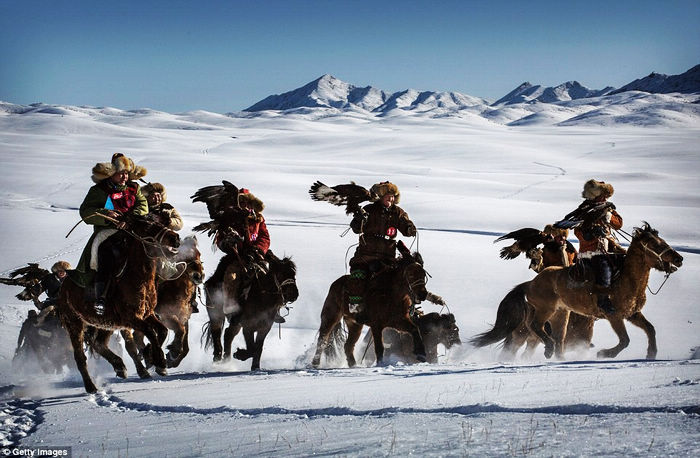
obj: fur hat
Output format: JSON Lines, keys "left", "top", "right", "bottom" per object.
{"left": 238, "top": 190, "right": 264, "bottom": 214}
{"left": 542, "top": 224, "right": 568, "bottom": 239}
{"left": 582, "top": 179, "right": 614, "bottom": 200}
{"left": 91, "top": 153, "right": 147, "bottom": 184}
{"left": 141, "top": 182, "right": 167, "bottom": 202}
{"left": 370, "top": 181, "right": 400, "bottom": 204}
{"left": 51, "top": 260, "right": 71, "bottom": 273}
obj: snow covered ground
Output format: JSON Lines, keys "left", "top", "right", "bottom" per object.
{"left": 0, "top": 104, "right": 698, "bottom": 456}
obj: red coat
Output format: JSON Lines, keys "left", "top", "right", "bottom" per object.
{"left": 246, "top": 217, "right": 270, "bottom": 254}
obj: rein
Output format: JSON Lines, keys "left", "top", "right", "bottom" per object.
{"left": 638, "top": 240, "right": 676, "bottom": 295}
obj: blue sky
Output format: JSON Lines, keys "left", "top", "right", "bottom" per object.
{"left": 1, "top": 0, "right": 698, "bottom": 112}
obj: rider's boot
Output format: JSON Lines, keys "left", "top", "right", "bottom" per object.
{"left": 597, "top": 294, "right": 615, "bottom": 314}
{"left": 93, "top": 281, "right": 107, "bottom": 315}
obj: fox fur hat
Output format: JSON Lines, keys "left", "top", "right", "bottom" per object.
{"left": 238, "top": 189, "right": 264, "bottom": 217}
{"left": 51, "top": 260, "right": 71, "bottom": 273}
{"left": 91, "top": 153, "right": 147, "bottom": 184}
{"left": 370, "top": 181, "right": 400, "bottom": 204}
{"left": 141, "top": 182, "right": 167, "bottom": 203}
{"left": 582, "top": 179, "right": 614, "bottom": 200}
{"left": 542, "top": 224, "right": 569, "bottom": 239}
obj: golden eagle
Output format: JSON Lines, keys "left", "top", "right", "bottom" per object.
{"left": 308, "top": 181, "right": 374, "bottom": 215}
{"left": 0, "top": 263, "right": 49, "bottom": 304}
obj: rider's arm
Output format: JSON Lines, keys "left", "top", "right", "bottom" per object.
{"left": 254, "top": 219, "right": 271, "bottom": 254}
{"left": 132, "top": 186, "right": 149, "bottom": 216}
{"left": 79, "top": 186, "right": 111, "bottom": 226}
{"left": 397, "top": 207, "right": 417, "bottom": 237}
{"left": 610, "top": 210, "right": 623, "bottom": 230}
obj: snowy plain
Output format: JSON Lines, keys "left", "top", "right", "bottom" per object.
{"left": 0, "top": 99, "right": 699, "bottom": 456}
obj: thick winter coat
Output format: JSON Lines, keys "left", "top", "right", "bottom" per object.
{"left": 350, "top": 201, "right": 416, "bottom": 265}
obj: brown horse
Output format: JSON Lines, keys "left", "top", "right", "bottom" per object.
{"left": 472, "top": 223, "right": 683, "bottom": 360}
{"left": 56, "top": 215, "right": 180, "bottom": 393}
{"left": 312, "top": 251, "right": 429, "bottom": 368}
{"left": 127, "top": 235, "right": 205, "bottom": 368}
{"left": 203, "top": 250, "right": 299, "bottom": 370}
{"left": 356, "top": 312, "right": 461, "bottom": 364}
{"left": 509, "top": 239, "right": 595, "bottom": 358}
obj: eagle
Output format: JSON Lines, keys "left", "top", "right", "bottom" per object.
{"left": 308, "top": 181, "right": 374, "bottom": 215}
{"left": 190, "top": 180, "right": 244, "bottom": 238}
{"left": 554, "top": 201, "right": 615, "bottom": 230}
{"left": 494, "top": 228, "right": 552, "bottom": 260}
{"left": 0, "top": 263, "right": 49, "bottom": 304}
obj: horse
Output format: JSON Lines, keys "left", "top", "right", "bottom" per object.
{"left": 311, "top": 250, "right": 430, "bottom": 368}
{"left": 355, "top": 312, "right": 461, "bottom": 365}
{"left": 202, "top": 250, "right": 299, "bottom": 370}
{"left": 56, "top": 215, "right": 180, "bottom": 393}
{"left": 471, "top": 223, "right": 683, "bottom": 360}
{"left": 13, "top": 310, "right": 73, "bottom": 374}
{"left": 509, "top": 239, "right": 596, "bottom": 358}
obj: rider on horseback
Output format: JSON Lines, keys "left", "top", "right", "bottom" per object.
{"left": 571, "top": 179, "right": 624, "bottom": 314}
{"left": 76, "top": 153, "right": 148, "bottom": 315}
{"left": 141, "top": 182, "right": 184, "bottom": 231}
{"left": 347, "top": 181, "right": 417, "bottom": 312}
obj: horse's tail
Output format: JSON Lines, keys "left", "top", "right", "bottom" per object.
{"left": 323, "top": 321, "right": 346, "bottom": 361}
{"left": 200, "top": 321, "right": 213, "bottom": 350}
{"left": 470, "top": 282, "right": 530, "bottom": 348}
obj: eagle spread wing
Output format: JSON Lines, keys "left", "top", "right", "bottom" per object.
{"left": 0, "top": 263, "right": 49, "bottom": 301}
{"left": 191, "top": 180, "right": 241, "bottom": 237}
{"left": 494, "top": 228, "right": 549, "bottom": 260}
{"left": 554, "top": 201, "right": 613, "bottom": 229}
{"left": 309, "top": 181, "right": 373, "bottom": 215}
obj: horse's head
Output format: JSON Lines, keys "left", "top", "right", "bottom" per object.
{"left": 399, "top": 251, "right": 428, "bottom": 303}
{"left": 419, "top": 312, "right": 461, "bottom": 349}
{"left": 127, "top": 214, "right": 181, "bottom": 255}
{"left": 175, "top": 235, "right": 205, "bottom": 285}
{"left": 267, "top": 251, "right": 299, "bottom": 304}
{"left": 633, "top": 222, "right": 683, "bottom": 274}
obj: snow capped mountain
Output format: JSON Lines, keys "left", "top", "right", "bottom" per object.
{"left": 492, "top": 81, "right": 613, "bottom": 106}
{"left": 244, "top": 74, "right": 488, "bottom": 114}
{"left": 609, "top": 64, "right": 700, "bottom": 95}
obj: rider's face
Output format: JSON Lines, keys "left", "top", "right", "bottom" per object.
{"left": 110, "top": 170, "right": 129, "bottom": 186}
{"left": 148, "top": 192, "right": 163, "bottom": 206}
{"left": 381, "top": 194, "right": 395, "bottom": 208}
{"left": 56, "top": 270, "right": 67, "bottom": 279}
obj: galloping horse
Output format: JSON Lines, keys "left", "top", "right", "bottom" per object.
{"left": 472, "top": 223, "right": 683, "bottom": 360}
{"left": 357, "top": 312, "right": 461, "bottom": 364}
{"left": 127, "top": 235, "right": 204, "bottom": 369}
{"left": 57, "top": 215, "right": 180, "bottom": 393}
{"left": 312, "top": 250, "right": 430, "bottom": 368}
{"left": 203, "top": 250, "right": 299, "bottom": 370}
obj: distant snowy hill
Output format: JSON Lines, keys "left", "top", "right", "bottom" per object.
{"left": 492, "top": 81, "right": 614, "bottom": 106}
{"left": 609, "top": 64, "right": 700, "bottom": 95}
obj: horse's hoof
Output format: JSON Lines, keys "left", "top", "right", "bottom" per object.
{"left": 137, "top": 369, "right": 151, "bottom": 379}
{"left": 544, "top": 347, "right": 554, "bottom": 359}
{"left": 116, "top": 369, "right": 128, "bottom": 379}
{"left": 213, "top": 355, "right": 222, "bottom": 363}
{"left": 415, "top": 353, "right": 427, "bottom": 363}
{"left": 234, "top": 349, "right": 250, "bottom": 361}
{"left": 85, "top": 382, "right": 98, "bottom": 394}
{"left": 155, "top": 367, "right": 168, "bottom": 376}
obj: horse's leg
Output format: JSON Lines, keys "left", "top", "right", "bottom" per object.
{"left": 67, "top": 321, "right": 98, "bottom": 393}
{"left": 597, "top": 316, "right": 630, "bottom": 359}
{"left": 529, "top": 307, "right": 556, "bottom": 359}
{"left": 251, "top": 324, "right": 274, "bottom": 371}
{"left": 549, "top": 309, "right": 570, "bottom": 359}
{"left": 223, "top": 316, "right": 242, "bottom": 361}
{"left": 565, "top": 313, "right": 596, "bottom": 351}
{"left": 121, "top": 329, "right": 150, "bottom": 378}
{"left": 344, "top": 320, "right": 363, "bottom": 367}
{"left": 135, "top": 316, "right": 168, "bottom": 376}
{"left": 88, "top": 329, "right": 128, "bottom": 379}
{"left": 502, "top": 324, "right": 530, "bottom": 360}
{"left": 370, "top": 326, "right": 387, "bottom": 366}
{"left": 233, "top": 327, "right": 254, "bottom": 362}
{"left": 168, "top": 321, "right": 190, "bottom": 368}
{"left": 626, "top": 312, "right": 657, "bottom": 360}
{"left": 164, "top": 316, "right": 185, "bottom": 366}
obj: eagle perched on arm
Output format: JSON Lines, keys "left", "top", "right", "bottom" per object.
{"left": 308, "top": 181, "right": 374, "bottom": 215}
{"left": 0, "top": 263, "right": 49, "bottom": 305}
{"left": 494, "top": 228, "right": 552, "bottom": 260}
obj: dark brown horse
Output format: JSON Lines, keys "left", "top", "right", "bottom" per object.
{"left": 472, "top": 223, "right": 683, "bottom": 360}
{"left": 125, "top": 235, "right": 204, "bottom": 369}
{"left": 356, "top": 312, "right": 461, "bottom": 364}
{"left": 312, "top": 250, "right": 429, "bottom": 368}
{"left": 56, "top": 215, "right": 180, "bottom": 393}
{"left": 203, "top": 250, "right": 299, "bottom": 370}
{"left": 13, "top": 310, "right": 73, "bottom": 374}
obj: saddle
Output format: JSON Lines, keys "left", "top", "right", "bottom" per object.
{"left": 567, "top": 254, "right": 626, "bottom": 284}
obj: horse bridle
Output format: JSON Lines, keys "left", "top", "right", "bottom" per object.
{"left": 403, "top": 263, "right": 427, "bottom": 301}
{"left": 272, "top": 272, "right": 297, "bottom": 305}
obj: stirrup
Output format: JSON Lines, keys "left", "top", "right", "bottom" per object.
{"left": 94, "top": 298, "right": 106, "bottom": 316}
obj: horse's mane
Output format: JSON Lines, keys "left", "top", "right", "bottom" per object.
{"left": 633, "top": 221, "right": 658, "bottom": 238}
{"left": 266, "top": 250, "right": 296, "bottom": 275}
